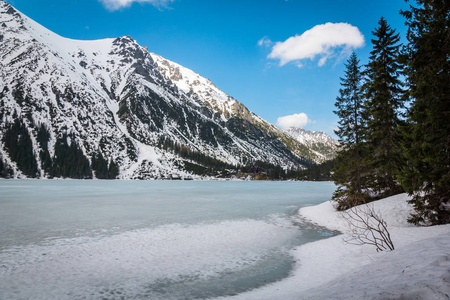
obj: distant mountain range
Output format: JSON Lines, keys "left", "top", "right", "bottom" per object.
{"left": 0, "top": 1, "right": 337, "bottom": 179}
{"left": 284, "top": 127, "right": 338, "bottom": 162}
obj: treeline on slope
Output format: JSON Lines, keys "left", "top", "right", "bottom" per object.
{"left": 332, "top": 0, "right": 449, "bottom": 225}
{"left": 238, "top": 160, "right": 315, "bottom": 180}
{"left": 294, "top": 159, "right": 335, "bottom": 181}
{"left": 157, "top": 136, "right": 315, "bottom": 179}
{"left": 2, "top": 119, "right": 38, "bottom": 177}
{"left": 0, "top": 121, "right": 119, "bottom": 179}
{"left": 157, "top": 136, "right": 236, "bottom": 177}
{"left": 0, "top": 122, "right": 318, "bottom": 180}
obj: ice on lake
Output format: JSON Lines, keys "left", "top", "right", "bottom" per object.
{"left": 0, "top": 180, "right": 336, "bottom": 299}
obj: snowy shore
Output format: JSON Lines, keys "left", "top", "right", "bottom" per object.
{"left": 221, "top": 194, "right": 450, "bottom": 300}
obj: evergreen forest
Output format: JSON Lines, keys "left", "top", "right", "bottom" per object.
{"left": 332, "top": 0, "right": 449, "bottom": 225}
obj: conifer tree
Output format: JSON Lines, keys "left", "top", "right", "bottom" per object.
{"left": 92, "top": 152, "right": 119, "bottom": 179}
{"left": 3, "top": 120, "right": 38, "bottom": 177}
{"left": 37, "top": 125, "right": 52, "bottom": 175}
{"left": 362, "top": 17, "right": 405, "bottom": 197}
{"left": 332, "top": 53, "right": 369, "bottom": 210}
{"left": 52, "top": 134, "right": 92, "bottom": 179}
{"left": 0, "top": 156, "right": 5, "bottom": 177}
{"left": 108, "top": 160, "right": 120, "bottom": 179}
{"left": 399, "top": 0, "right": 450, "bottom": 224}
{"left": 91, "top": 152, "right": 109, "bottom": 179}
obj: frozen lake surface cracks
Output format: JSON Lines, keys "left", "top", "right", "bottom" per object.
{"left": 0, "top": 180, "right": 336, "bottom": 300}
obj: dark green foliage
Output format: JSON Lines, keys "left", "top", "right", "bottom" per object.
{"left": 330, "top": 2, "right": 449, "bottom": 224}
{"left": 399, "top": 0, "right": 450, "bottom": 225}
{"left": 108, "top": 160, "right": 120, "bottom": 179}
{"left": 332, "top": 53, "right": 370, "bottom": 209}
{"left": 91, "top": 152, "right": 119, "bottom": 179}
{"left": 39, "top": 149, "right": 53, "bottom": 175}
{"left": 2, "top": 120, "right": 38, "bottom": 177}
{"left": 36, "top": 125, "right": 53, "bottom": 174}
{"left": 0, "top": 155, "right": 13, "bottom": 178}
{"left": 182, "top": 161, "right": 211, "bottom": 176}
{"left": 51, "top": 134, "right": 92, "bottom": 179}
{"left": 295, "top": 159, "right": 335, "bottom": 181}
{"left": 362, "top": 17, "right": 405, "bottom": 198}
{"left": 158, "top": 136, "right": 236, "bottom": 176}
{"left": 36, "top": 125, "right": 50, "bottom": 150}
{"left": 124, "top": 137, "right": 138, "bottom": 161}
{"left": 240, "top": 161, "right": 296, "bottom": 180}
{"left": 332, "top": 150, "right": 371, "bottom": 210}
{"left": 91, "top": 152, "right": 109, "bottom": 179}
{"left": 156, "top": 136, "right": 309, "bottom": 179}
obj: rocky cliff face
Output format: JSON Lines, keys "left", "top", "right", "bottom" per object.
{"left": 0, "top": 1, "right": 331, "bottom": 179}
{"left": 285, "top": 127, "right": 338, "bottom": 163}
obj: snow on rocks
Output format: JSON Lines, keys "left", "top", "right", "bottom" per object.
{"left": 1, "top": 1, "right": 318, "bottom": 178}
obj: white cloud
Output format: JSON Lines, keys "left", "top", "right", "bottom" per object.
{"left": 257, "top": 36, "right": 273, "bottom": 47}
{"left": 99, "top": 0, "right": 174, "bottom": 11}
{"left": 268, "top": 22, "right": 364, "bottom": 67}
{"left": 276, "top": 113, "right": 311, "bottom": 129}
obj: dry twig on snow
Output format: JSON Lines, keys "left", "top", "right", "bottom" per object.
{"left": 341, "top": 204, "right": 394, "bottom": 252}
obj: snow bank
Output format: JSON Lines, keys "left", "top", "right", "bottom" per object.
{"left": 299, "top": 193, "right": 416, "bottom": 231}
{"left": 221, "top": 194, "right": 450, "bottom": 300}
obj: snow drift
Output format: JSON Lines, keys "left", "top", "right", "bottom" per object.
{"left": 221, "top": 194, "right": 450, "bottom": 299}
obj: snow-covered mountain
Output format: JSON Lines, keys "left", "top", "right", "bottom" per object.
{"left": 285, "top": 127, "right": 338, "bottom": 162}
{"left": 0, "top": 1, "right": 331, "bottom": 179}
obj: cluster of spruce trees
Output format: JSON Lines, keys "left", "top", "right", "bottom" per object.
{"left": 1, "top": 121, "right": 119, "bottom": 179}
{"left": 157, "top": 135, "right": 311, "bottom": 179}
{"left": 294, "top": 159, "right": 335, "bottom": 181}
{"left": 2, "top": 120, "right": 39, "bottom": 177}
{"left": 157, "top": 136, "right": 238, "bottom": 176}
{"left": 332, "top": 0, "right": 449, "bottom": 225}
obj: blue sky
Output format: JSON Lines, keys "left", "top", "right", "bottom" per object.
{"left": 8, "top": 0, "right": 410, "bottom": 137}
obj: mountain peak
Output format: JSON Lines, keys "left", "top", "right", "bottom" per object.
{"left": 285, "top": 127, "right": 338, "bottom": 162}
{"left": 0, "top": 1, "right": 25, "bottom": 30}
{"left": 1, "top": 1, "right": 18, "bottom": 15}
{"left": 0, "top": 1, "right": 333, "bottom": 179}
{"left": 286, "top": 127, "right": 336, "bottom": 141}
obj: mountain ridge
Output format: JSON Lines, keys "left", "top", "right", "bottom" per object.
{"left": 0, "top": 1, "right": 336, "bottom": 179}
{"left": 285, "top": 127, "right": 338, "bottom": 162}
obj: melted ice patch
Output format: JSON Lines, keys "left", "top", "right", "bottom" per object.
{"left": 0, "top": 219, "right": 298, "bottom": 300}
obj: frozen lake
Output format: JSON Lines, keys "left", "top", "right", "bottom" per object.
{"left": 0, "top": 180, "right": 336, "bottom": 299}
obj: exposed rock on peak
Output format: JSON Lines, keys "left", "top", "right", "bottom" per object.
{"left": 285, "top": 127, "right": 338, "bottom": 162}
{"left": 0, "top": 1, "right": 329, "bottom": 179}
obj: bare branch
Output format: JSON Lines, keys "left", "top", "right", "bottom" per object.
{"left": 340, "top": 203, "right": 394, "bottom": 252}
